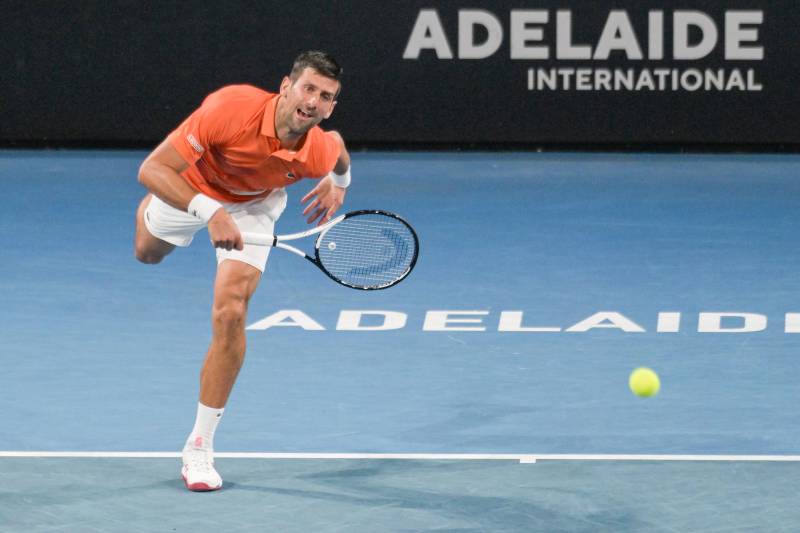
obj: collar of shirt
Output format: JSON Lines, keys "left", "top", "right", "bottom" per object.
{"left": 260, "top": 95, "right": 311, "bottom": 163}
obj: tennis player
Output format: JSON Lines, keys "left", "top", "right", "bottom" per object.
{"left": 133, "top": 51, "right": 352, "bottom": 491}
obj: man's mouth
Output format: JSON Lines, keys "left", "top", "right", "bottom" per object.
{"left": 297, "top": 108, "right": 313, "bottom": 120}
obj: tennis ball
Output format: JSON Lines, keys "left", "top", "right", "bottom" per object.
{"left": 629, "top": 367, "right": 660, "bottom": 397}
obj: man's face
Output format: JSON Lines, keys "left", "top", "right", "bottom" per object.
{"left": 279, "top": 67, "right": 339, "bottom": 135}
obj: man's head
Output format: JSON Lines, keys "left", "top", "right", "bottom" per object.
{"left": 279, "top": 51, "right": 343, "bottom": 136}
{"left": 289, "top": 51, "right": 342, "bottom": 88}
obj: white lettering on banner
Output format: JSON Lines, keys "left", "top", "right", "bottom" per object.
{"left": 423, "top": 311, "right": 489, "bottom": 332}
{"left": 245, "top": 310, "right": 798, "bottom": 333}
{"left": 726, "top": 11, "right": 764, "bottom": 60}
{"left": 510, "top": 10, "right": 549, "bottom": 59}
{"left": 649, "top": 11, "right": 664, "bottom": 60}
{"left": 336, "top": 310, "right": 407, "bottom": 331}
{"left": 698, "top": 313, "right": 767, "bottom": 333}
{"left": 556, "top": 10, "right": 591, "bottom": 60}
{"left": 458, "top": 10, "right": 503, "bottom": 59}
{"left": 785, "top": 313, "right": 800, "bottom": 333}
{"left": 673, "top": 11, "right": 718, "bottom": 60}
{"left": 247, "top": 310, "right": 325, "bottom": 331}
{"left": 404, "top": 9, "right": 763, "bottom": 60}
{"left": 564, "top": 312, "right": 646, "bottom": 333}
{"left": 403, "top": 9, "right": 453, "bottom": 59}
{"left": 656, "top": 312, "right": 681, "bottom": 333}
{"left": 592, "top": 10, "right": 642, "bottom": 60}
{"left": 498, "top": 311, "right": 561, "bottom": 332}
{"left": 403, "top": 8, "right": 765, "bottom": 92}
{"left": 527, "top": 68, "right": 762, "bottom": 92}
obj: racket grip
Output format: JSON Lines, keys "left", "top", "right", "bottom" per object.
{"left": 241, "top": 232, "right": 276, "bottom": 246}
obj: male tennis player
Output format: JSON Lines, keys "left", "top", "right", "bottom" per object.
{"left": 134, "top": 51, "right": 351, "bottom": 491}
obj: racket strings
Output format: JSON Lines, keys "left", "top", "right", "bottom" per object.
{"left": 317, "top": 214, "right": 417, "bottom": 288}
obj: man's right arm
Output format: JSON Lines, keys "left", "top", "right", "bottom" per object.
{"left": 138, "top": 138, "right": 197, "bottom": 211}
{"left": 138, "top": 138, "right": 244, "bottom": 251}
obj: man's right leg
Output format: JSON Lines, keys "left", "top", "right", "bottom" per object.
{"left": 133, "top": 192, "right": 229, "bottom": 489}
{"left": 134, "top": 193, "right": 176, "bottom": 264}
{"left": 171, "top": 191, "right": 284, "bottom": 492}
{"left": 181, "top": 259, "right": 263, "bottom": 492}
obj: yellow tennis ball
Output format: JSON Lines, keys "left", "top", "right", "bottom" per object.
{"left": 629, "top": 367, "right": 660, "bottom": 397}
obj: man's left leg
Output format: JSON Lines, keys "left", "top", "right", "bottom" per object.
{"left": 182, "top": 259, "right": 262, "bottom": 492}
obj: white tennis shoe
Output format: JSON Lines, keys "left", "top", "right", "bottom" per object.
{"left": 181, "top": 437, "right": 222, "bottom": 492}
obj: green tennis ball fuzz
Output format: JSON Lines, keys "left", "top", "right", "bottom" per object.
{"left": 629, "top": 367, "right": 660, "bottom": 397}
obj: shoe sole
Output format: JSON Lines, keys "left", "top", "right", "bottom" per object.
{"left": 182, "top": 472, "right": 222, "bottom": 492}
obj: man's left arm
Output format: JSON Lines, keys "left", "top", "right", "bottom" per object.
{"left": 330, "top": 131, "right": 351, "bottom": 175}
{"left": 301, "top": 131, "right": 351, "bottom": 225}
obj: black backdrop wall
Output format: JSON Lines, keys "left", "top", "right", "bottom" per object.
{"left": 2, "top": 1, "right": 798, "bottom": 149}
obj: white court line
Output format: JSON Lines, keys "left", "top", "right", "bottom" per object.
{"left": 2, "top": 452, "right": 800, "bottom": 463}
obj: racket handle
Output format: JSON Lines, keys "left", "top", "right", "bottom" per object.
{"left": 241, "top": 232, "right": 276, "bottom": 246}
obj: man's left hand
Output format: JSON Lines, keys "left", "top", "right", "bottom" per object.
{"left": 301, "top": 175, "right": 346, "bottom": 226}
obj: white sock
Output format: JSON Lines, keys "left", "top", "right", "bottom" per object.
{"left": 185, "top": 402, "right": 224, "bottom": 451}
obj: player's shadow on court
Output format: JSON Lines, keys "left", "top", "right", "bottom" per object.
{"left": 221, "top": 462, "right": 649, "bottom": 532}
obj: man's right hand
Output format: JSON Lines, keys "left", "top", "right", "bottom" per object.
{"left": 207, "top": 209, "right": 244, "bottom": 251}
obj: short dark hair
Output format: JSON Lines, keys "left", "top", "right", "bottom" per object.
{"left": 290, "top": 50, "right": 343, "bottom": 83}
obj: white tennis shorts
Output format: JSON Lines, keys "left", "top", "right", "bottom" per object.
{"left": 144, "top": 188, "right": 288, "bottom": 272}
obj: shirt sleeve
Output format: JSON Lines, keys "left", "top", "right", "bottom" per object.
{"left": 167, "top": 87, "right": 245, "bottom": 165}
{"left": 306, "top": 130, "right": 342, "bottom": 178}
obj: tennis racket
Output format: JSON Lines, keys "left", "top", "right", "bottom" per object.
{"left": 242, "top": 210, "right": 419, "bottom": 290}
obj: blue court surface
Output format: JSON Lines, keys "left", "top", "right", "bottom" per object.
{"left": 1, "top": 150, "right": 800, "bottom": 531}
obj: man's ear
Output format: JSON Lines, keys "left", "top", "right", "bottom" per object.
{"left": 279, "top": 76, "right": 291, "bottom": 97}
{"left": 324, "top": 100, "right": 337, "bottom": 119}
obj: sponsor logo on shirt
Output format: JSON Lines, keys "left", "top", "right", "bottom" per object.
{"left": 187, "top": 134, "right": 205, "bottom": 154}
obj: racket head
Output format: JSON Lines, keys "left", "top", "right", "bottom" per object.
{"left": 313, "top": 210, "right": 419, "bottom": 290}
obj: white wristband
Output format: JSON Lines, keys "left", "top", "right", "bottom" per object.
{"left": 328, "top": 167, "right": 351, "bottom": 188}
{"left": 187, "top": 193, "right": 223, "bottom": 223}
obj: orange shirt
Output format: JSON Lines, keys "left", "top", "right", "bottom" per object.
{"left": 168, "top": 85, "right": 341, "bottom": 203}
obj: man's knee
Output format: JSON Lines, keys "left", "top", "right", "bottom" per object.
{"left": 135, "top": 246, "right": 166, "bottom": 264}
{"left": 212, "top": 299, "right": 248, "bottom": 332}
{"left": 134, "top": 194, "right": 177, "bottom": 264}
{"left": 134, "top": 226, "right": 174, "bottom": 264}
{"left": 211, "top": 260, "right": 261, "bottom": 338}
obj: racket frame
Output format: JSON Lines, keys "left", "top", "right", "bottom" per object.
{"left": 241, "top": 209, "right": 419, "bottom": 290}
